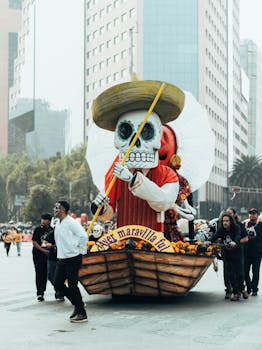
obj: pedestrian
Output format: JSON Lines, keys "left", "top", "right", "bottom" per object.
{"left": 226, "top": 207, "right": 249, "bottom": 299}
{"left": 42, "top": 225, "right": 65, "bottom": 301}
{"left": 32, "top": 213, "right": 52, "bottom": 302}
{"left": 2, "top": 228, "right": 14, "bottom": 256}
{"left": 243, "top": 208, "right": 262, "bottom": 296}
{"left": 13, "top": 228, "right": 24, "bottom": 256}
{"left": 208, "top": 213, "right": 242, "bottom": 301}
{"left": 53, "top": 200, "right": 88, "bottom": 323}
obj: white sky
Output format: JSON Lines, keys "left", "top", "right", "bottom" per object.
{"left": 19, "top": 0, "right": 261, "bottom": 150}
{"left": 21, "top": 0, "right": 84, "bottom": 149}
{"left": 239, "top": 0, "right": 262, "bottom": 51}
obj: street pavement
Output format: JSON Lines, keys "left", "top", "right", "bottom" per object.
{"left": 1, "top": 242, "right": 262, "bottom": 350}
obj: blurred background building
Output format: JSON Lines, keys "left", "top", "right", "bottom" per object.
{"left": 240, "top": 39, "right": 262, "bottom": 157}
{"left": 0, "top": 0, "right": 22, "bottom": 156}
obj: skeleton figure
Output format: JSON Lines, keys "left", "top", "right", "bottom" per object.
{"left": 91, "top": 110, "right": 179, "bottom": 232}
{"left": 114, "top": 111, "right": 162, "bottom": 169}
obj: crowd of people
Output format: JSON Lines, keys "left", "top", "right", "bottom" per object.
{"left": 1, "top": 203, "right": 261, "bottom": 324}
{"left": 206, "top": 207, "right": 262, "bottom": 301}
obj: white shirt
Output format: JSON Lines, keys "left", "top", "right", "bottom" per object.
{"left": 54, "top": 215, "right": 88, "bottom": 259}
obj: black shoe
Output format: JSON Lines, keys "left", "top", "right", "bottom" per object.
{"left": 69, "top": 308, "right": 78, "bottom": 320}
{"left": 37, "top": 295, "right": 44, "bottom": 302}
{"left": 225, "top": 292, "right": 231, "bottom": 300}
{"left": 70, "top": 313, "right": 88, "bottom": 323}
{"left": 242, "top": 291, "right": 249, "bottom": 299}
{"left": 230, "top": 294, "right": 240, "bottom": 301}
{"left": 252, "top": 291, "right": 258, "bottom": 296}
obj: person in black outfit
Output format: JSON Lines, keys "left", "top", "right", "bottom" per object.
{"left": 42, "top": 225, "right": 64, "bottom": 301}
{"left": 226, "top": 208, "right": 249, "bottom": 299}
{"left": 32, "top": 213, "right": 52, "bottom": 302}
{"left": 243, "top": 208, "right": 262, "bottom": 296}
{"left": 209, "top": 213, "right": 242, "bottom": 301}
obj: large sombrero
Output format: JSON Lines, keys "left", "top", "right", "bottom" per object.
{"left": 92, "top": 80, "right": 185, "bottom": 131}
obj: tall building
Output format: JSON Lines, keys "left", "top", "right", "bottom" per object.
{"left": 8, "top": 0, "right": 70, "bottom": 159}
{"left": 240, "top": 39, "right": 262, "bottom": 157}
{"left": 0, "top": 0, "right": 22, "bottom": 156}
{"left": 84, "top": 0, "right": 248, "bottom": 218}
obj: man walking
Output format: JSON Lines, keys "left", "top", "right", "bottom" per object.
{"left": 32, "top": 213, "right": 52, "bottom": 301}
{"left": 53, "top": 200, "right": 88, "bottom": 323}
{"left": 243, "top": 208, "right": 262, "bottom": 296}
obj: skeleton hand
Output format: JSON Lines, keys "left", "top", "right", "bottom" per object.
{"left": 113, "top": 163, "right": 133, "bottom": 182}
{"left": 91, "top": 192, "right": 109, "bottom": 215}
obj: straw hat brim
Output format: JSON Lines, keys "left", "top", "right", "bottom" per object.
{"left": 92, "top": 80, "right": 185, "bottom": 131}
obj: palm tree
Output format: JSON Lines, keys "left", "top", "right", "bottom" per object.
{"left": 229, "top": 155, "right": 262, "bottom": 211}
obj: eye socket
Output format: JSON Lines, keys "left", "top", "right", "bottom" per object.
{"left": 117, "top": 122, "right": 133, "bottom": 140}
{"left": 141, "top": 122, "right": 155, "bottom": 141}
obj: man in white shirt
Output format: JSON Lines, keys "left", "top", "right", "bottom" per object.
{"left": 53, "top": 200, "right": 88, "bottom": 323}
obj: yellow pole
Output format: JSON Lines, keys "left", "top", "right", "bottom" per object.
{"left": 87, "top": 82, "right": 166, "bottom": 236}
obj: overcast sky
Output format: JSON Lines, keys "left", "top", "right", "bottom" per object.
{"left": 19, "top": 1, "right": 261, "bottom": 150}
{"left": 239, "top": 0, "right": 262, "bottom": 50}
{"left": 21, "top": 0, "right": 84, "bottom": 149}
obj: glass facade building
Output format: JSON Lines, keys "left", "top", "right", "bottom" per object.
{"left": 143, "top": 0, "right": 198, "bottom": 98}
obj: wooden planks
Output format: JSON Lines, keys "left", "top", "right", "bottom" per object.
{"left": 79, "top": 250, "right": 213, "bottom": 297}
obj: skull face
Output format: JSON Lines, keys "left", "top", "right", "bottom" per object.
{"left": 92, "top": 224, "right": 103, "bottom": 238}
{"left": 114, "top": 110, "right": 162, "bottom": 169}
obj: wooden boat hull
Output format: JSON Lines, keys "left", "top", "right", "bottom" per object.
{"left": 79, "top": 250, "right": 213, "bottom": 297}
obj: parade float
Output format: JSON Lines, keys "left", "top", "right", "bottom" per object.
{"left": 79, "top": 79, "right": 216, "bottom": 297}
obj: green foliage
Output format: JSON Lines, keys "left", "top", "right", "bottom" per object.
{"left": 229, "top": 155, "right": 262, "bottom": 211}
{"left": 0, "top": 144, "right": 98, "bottom": 223}
{"left": 22, "top": 185, "right": 54, "bottom": 224}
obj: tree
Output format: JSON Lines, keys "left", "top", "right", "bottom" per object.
{"left": 229, "top": 155, "right": 262, "bottom": 211}
{"left": 0, "top": 175, "right": 8, "bottom": 221}
{"left": 22, "top": 185, "right": 54, "bottom": 224}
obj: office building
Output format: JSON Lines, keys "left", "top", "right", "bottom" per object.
{"left": 0, "top": 0, "right": 22, "bottom": 156}
{"left": 240, "top": 39, "right": 262, "bottom": 156}
{"left": 84, "top": 0, "right": 248, "bottom": 218}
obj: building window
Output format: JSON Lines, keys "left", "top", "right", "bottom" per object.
{"left": 129, "top": 8, "right": 135, "bottom": 17}
{"left": 114, "top": 72, "right": 120, "bottom": 81}
{"left": 121, "top": 49, "right": 127, "bottom": 58}
{"left": 114, "top": 0, "right": 120, "bottom": 7}
{"left": 114, "top": 35, "right": 119, "bottom": 44}
{"left": 100, "top": 8, "right": 105, "bottom": 17}
{"left": 9, "top": 0, "right": 22, "bottom": 9}
{"left": 121, "top": 13, "right": 127, "bottom": 22}
{"left": 121, "top": 31, "right": 128, "bottom": 40}
{"left": 114, "top": 54, "right": 120, "bottom": 63}
{"left": 106, "top": 75, "right": 112, "bottom": 83}
{"left": 107, "top": 4, "right": 112, "bottom": 12}
{"left": 121, "top": 68, "right": 127, "bottom": 77}
{"left": 99, "top": 61, "right": 105, "bottom": 69}
{"left": 100, "top": 26, "right": 105, "bottom": 35}
{"left": 107, "top": 22, "right": 113, "bottom": 31}
{"left": 107, "top": 57, "right": 112, "bottom": 66}
{"left": 107, "top": 40, "right": 112, "bottom": 48}
{"left": 8, "top": 32, "right": 18, "bottom": 87}
{"left": 114, "top": 18, "right": 120, "bottom": 27}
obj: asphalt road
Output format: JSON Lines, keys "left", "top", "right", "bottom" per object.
{"left": 1, "top": 242, "right": 262, "bottom": 350}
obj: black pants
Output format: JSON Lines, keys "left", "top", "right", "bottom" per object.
{"left": 54, "top": 254, "right": 85, "bottom": 314}
{"left": 33, "top": 252, "right": 47, "bottom": 296}
{"left": 4, "top": 243, "right": 11, "bottom": 256}
{"left": 244, "top": 256, "right": 262, "bottom": 293}
{"left": 224, "top": 254, "right": 242, "bottom": 295}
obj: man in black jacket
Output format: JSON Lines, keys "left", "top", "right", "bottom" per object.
{"left": 243, "top": 208, "right": 262, "bottom": 296}
{"left": 32, "top": 213, "right": 52, "bottom": 301}
{"left": 209, "top": 213, "right": 242, "bottom": 301}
